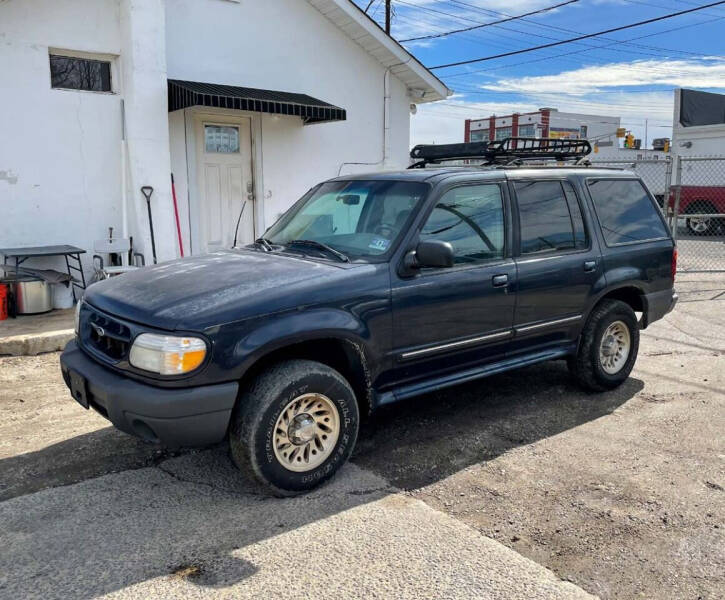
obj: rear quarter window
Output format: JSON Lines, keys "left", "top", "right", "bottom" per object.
{"left": 587, "top": 179, "right": 668, "bottom": 245}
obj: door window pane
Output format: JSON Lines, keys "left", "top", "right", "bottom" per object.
{"left": 205, "top": 125, "right": 240, "bottom": 153}
{"left": 515, "top": 181, "right": 579, "bottom": 254}
{"left": 588, "top": 179, "right": 668, "bottom": 245}
{"left": 50, "top": 55, "right": 111, "bottom": 92}
{"left": 420, "top": 184, "right": 505, "bottom": 265}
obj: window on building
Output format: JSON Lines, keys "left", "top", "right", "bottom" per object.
{"left": 420, "top": 184, "right": 505, "bottom": 265}
{"left": 470, "top": 130, "right": 488, "bottom": 142}
{"left": 495, "top": 127, "right": 512, "bottom": 140}
{"left": 49, "top": 54, "right": 112, "bottom": 92}
{"left": 515, "top": 180, "right": 587, "bottom": 255}
{"left": 518, "top": 124, "right": 536, "bottom": 137}
{"left": 588, "top": 179, "right": 668, "bottom": 245}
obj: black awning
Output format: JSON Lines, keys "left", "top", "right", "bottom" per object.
{"left": 168, "top": 79, "right": 346, "bottom": 124}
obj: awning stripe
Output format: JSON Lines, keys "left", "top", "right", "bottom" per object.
{"left": 168, "top": 79, "right": 346, "bottom": 124}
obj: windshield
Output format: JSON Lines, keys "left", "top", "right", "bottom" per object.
{"left": 264, "top": 180, "right": 429, "bottom": 260}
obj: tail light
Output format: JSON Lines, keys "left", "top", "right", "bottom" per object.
{"left": 671, "top": 247, "right": 678, "bottom": 281}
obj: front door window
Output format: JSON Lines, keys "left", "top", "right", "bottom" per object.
{"left": 204, "top": 125, "right": 240, "bottom": 153}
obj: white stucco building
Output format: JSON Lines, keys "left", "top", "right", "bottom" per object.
{"left": 0, "top": 0, "right": 448, "bottom": 276}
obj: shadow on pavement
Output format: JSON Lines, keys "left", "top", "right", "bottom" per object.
{"left": 0, "top": 360, "right": 638, "bottom": 598}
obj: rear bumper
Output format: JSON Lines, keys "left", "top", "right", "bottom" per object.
{"left": 642, "top": 289, "right": 678, "bottom": 328}
{"left": 60, "top": 340, "right": 238, "bottom": 448}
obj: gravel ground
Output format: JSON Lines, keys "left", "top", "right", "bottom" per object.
{"left": 0, "top": 273, "right": 723, "bottom": 599}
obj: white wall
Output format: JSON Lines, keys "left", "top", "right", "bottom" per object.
{"left": 165, "top": 0, "right": 412, "bottom": 232}
{"left": 550, "top": 111, "right": 620, "bottom": 143}
{"left": 1, "top": 0, "right": 418, "bottom": 275}
{"left": 0, "top": 0, "right": 122, "bottom": 274}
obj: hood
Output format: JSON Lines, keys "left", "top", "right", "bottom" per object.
{"left": 85, "top": 250, "right": 372, "bottom": 330}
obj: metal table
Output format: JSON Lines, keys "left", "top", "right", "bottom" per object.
{"left": 0, "top": 245, "right": 87, "bottom": 313}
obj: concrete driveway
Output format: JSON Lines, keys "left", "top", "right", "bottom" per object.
{"left": 0, "top": 273, "right": 723, "bottom": 599}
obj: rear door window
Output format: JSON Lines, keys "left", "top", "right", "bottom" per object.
{"left": 514, "top": 180, "right": 587, "bottom": 255}
{"left": 587, "top": 179, "right": 668, "bottom": 245}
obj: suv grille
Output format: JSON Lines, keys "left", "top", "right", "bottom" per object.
{"left": 85, "top": 308, "right": 132, "bottom": 361}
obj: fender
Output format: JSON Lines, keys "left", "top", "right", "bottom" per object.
{"left": 225, "top": 307, "right": 375, "bottom": 380}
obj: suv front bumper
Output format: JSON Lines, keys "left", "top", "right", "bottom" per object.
{"left": 60, "top": 340, "right": 238, "bottom": 447}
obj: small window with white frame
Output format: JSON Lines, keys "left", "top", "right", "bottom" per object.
{"left": 49, "top": 51, "right": 113, "bottom": 93}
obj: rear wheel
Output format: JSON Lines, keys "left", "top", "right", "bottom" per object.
{"left": 229, "top": 359, "right": 359, "bottom": 496}
{"left": 568, "top": 299, "right": 639, "bottom": 392}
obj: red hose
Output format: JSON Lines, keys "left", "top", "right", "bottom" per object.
{"left": 170, "top": 173, "right": 184, "bottom": 257}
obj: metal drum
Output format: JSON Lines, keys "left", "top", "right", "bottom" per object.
{"left": 11, "top": 277, "right": 53, "bottom": 314}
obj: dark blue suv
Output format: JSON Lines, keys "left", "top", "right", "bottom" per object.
{"left": 61, "top": 140, "right": 677, "bottom": 495}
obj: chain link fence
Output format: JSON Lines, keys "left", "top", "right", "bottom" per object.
{"left": 589, "top": 157, "right": 672, "bottom": 211}
{"left": 667, "top": 156, "right": 725, "bottom": 273}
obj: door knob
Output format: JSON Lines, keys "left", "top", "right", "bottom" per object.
{"left": 492, "top": 274, "right": 508, "bottom": 287}
{"left": 584, "top": 260, "right": 597, "bottom": 272}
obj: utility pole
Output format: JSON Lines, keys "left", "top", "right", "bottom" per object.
{"left": 385, "top": 0, "right": 392, "bottom": 34}
{"left": 644, "top": 119, "right": 649, "bottom": 155}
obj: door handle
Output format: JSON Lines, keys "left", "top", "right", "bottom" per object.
{"left": 492, "top": 274, "right": 508, "bottom": 287}
{"left": 584, "top": 260, "right": 597, "bottom": 272}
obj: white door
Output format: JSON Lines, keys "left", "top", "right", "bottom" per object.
{"left": 196, "top": 116, "right": 254, "bottom": 253}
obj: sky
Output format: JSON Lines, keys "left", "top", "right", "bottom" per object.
{"left": 351, "top": 0, "right": 725, "bottom": 147}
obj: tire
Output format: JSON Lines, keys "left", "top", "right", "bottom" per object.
{"left": 685, "top": 202, "right": 715, "bottom": 236}
{"left": 568, "top": 299, "right": 640, "bottom": 392}
{"left": 229, "top": 359, "right": 360, "bottom": 496}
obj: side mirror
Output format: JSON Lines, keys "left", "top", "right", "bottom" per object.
{"left": 412, "top": 239, "right": 454, "bottom": 269}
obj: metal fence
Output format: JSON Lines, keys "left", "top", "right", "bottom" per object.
{"left": 668, "top": 156, "right": 725, "bottom": 273}
{"left": 591, "top": 155, "right": 725, "bottom": 273}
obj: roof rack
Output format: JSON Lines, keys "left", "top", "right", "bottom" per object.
{"left": 408, "top": 137, "right": 592, "bottom": 169}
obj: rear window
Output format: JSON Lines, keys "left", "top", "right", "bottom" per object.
{"left": 514, "top": 180, "right": 588, "bottom": 255}
{"left": 588, "top": 179, "right": 668, "bottom": 245}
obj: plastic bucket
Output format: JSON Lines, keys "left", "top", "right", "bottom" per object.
{"left": 0, "top": 283, "right": 7, "bottom": 320}
{"left": 52, "top": 283, "right": 74, "bottom": 310}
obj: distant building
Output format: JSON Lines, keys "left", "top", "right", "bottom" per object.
{"left": 464, "top": 108, "right": 620, "bottom": 146}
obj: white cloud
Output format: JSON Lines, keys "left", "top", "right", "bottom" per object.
{"left": 411, "top": 57, "right": 725, "bottom": 147}
{"left": 481, "top": 58, "right": 725, "bottom": 95}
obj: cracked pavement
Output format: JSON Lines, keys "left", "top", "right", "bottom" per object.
{"left": 0, "top": 273, "right": 723, "bottom": 599}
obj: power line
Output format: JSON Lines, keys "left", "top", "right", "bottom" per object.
{"left": 443, "top": 0, "right": 708, "bottom": 57}
{"left": 441, "top": 14, "right": 725, "bottom": 79}
{"left": 395, "top": 10, "right": 719, "bottom": 75}
{"left": 399, "top": 0, "right": 579, "bottom": 42}
{"left": 429, "top": 1, "right": 725, "bottom": 69}
{"left": 395, "top": 0, "right": 715, "bottom": 65}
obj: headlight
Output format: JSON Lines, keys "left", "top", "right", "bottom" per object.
{"left": 74, "top": 299, "right": 83, "bottom": 336}
{"left": 129, "top": 333, "right": 207, "bottom": 375}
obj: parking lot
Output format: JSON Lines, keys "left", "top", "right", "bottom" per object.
{"left": 1, "top": 272, "right": 723, "bottom": 599}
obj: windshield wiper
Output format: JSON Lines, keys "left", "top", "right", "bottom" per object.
{"left": 254, "top": 237, "right": 274, "bottom": 251}
{"left": 286, "top": 239, "right": 349, "bottom": 263}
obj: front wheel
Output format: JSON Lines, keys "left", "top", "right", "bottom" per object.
{"left": 568, "top": 299, "right": 640, "bottom": 392}
{"left": 229, "top": 359, "right": 359, "bottom": 496}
